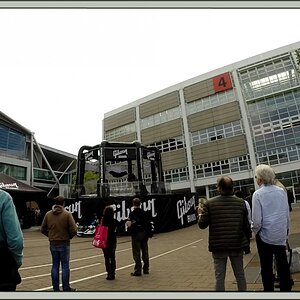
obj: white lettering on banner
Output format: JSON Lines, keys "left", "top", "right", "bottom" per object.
{"left": 113, "top": 149, "right": 128, "bottom": 159}
{"left": 177, "top": 196, "right": 196, "bottom": 225}
{"left": 187, "top": 214, "right": 197, "bottom": 223}
{"left": 112, "top": 198, "right": 157, "bottom": 222}
{"left": 142, "top": 198, "right": 157, "bottom": 217}
{"left": 111, "top": 201, "right": 131, "bottom": 222}
{"left": 65, "top": 201, "right": 82, "bottom": 219}
{"left": 0, "top": 182, "right": 19, "bottom": 189}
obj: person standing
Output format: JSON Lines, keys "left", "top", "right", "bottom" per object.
{"left": 252, "top": 164, "right": 291, "bottom": 292}
{"left": 41, "top": 196, "right": 77, "bottom": 292}
{"left": 245, "top": 188, "right": 254, "bottom": 210}
{"left": 198, "top": 176, "right": 250, "bottom": 292}
{"left": 287, "top": 189, "right": 294, "bottom": 212}
{"left": 0, "top": 189, "right": 23, "bottom": 291}
{"left": 126, "top": 197, "right": 152, "bottom": 276}
{"left": 100, "top": 205, "right": 118, "bottom": 280}
{"left": 235, "top": 190, "right": 253, "bottom": 254}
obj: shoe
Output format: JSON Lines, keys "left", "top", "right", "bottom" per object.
{"left": 106, "top": 275, "right": 115, "bottom": 280}
{"left": 130, "top": 272, "right": 141, "bottom": 276}
{"left": 64, "top": 287, "right": 76, "bottom": 292}
{"left": 143, "top": 270, "right": 149, "bottom": 274}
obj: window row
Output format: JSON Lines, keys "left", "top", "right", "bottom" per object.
{"left": 191, "top": 120, "right": 244, "bottom": 146}
{"left": 104, "top": 123, "right": 136, "bottom": 140}
{"left": 194, "top": 155, "right": 251, "bottom": 179}
{"left": 239, "top": 55, "right": 300, "bottom": 101}
{"left": 140, "top": 106, "right": 182, "bottom": 130}
{"left": 149, "top": 137, "right": 185, "bottom": 153}
{"left": 0, "top": 163, "right": 26, "bottom": 180}
{"left": 164, "top": 167, "right": 189, "bottom": 183}
{"left": 256, "top": 145, "right": 300, "bottom": 166}
{"left": 186, "top": 89, "right": 236, "bottom": 116}
{"left": 0, "top": 125, "right": 26, "bottom": 157}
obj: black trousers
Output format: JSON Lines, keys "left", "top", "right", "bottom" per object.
{"left": 131, "top": 231, "right": 149, "bottom": 274}
{"left": 102, "top": 242, "right": 116, "bottom": 277}
{"left": 256, "top": 234, "right": 291, "bottom": 292}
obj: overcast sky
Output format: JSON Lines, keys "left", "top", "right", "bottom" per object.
{"left": 1, "top": 7, "right": 299, "bottom": 155}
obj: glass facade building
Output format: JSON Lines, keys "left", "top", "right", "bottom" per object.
{"left": 0, "top": 111, "right": 77, "bottom": 196}
{"left": 103, "top": 42, "right": 300, "bottom": 201}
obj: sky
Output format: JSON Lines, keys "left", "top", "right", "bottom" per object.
{"left": 1, "top": 6, "right": 300, "bottom": 155}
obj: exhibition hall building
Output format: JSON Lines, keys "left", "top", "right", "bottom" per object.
{"left": 1, "top": 41, "right": 300, "bottom": 205}
{"left": 103, "top": 41, "right": 300, "bottom": 202}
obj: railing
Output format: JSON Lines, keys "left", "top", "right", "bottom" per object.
{"left": 64, "top": 180, "right": 171, "bottom": 199}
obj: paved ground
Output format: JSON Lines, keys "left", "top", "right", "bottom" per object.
{"left": 4, "top": 203, "right": 299, "bottom": 299}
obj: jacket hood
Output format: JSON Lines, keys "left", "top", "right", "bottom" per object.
{"left": 52, "top": 204, "right": 64, "bottom": 215}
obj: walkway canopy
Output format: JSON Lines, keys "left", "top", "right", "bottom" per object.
{"left": 0, "top": 173, "right": 47, "bottom": 203}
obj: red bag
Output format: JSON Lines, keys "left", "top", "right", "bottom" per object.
{"left": 92, "top": 221, "right": 108, "bottom": 249}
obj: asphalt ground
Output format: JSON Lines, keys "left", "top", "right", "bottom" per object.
{"left": 2, "top": 203, "right": 299, "bottom": 299}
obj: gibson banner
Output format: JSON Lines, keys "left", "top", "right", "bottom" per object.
{"left": 64, "top": 193, "right": 199, "bottom": 234}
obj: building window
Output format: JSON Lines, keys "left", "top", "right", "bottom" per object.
{"left": 0, "top": 163, "right": 26, "bottom": 180}
{"left": 164, "top": 167, "right": 189, "bottom": 183}
{"left": 140, "top": 107, "right": 182, "bottom": 130}
{"left": 105, "top": 123, "right": 136, "bottom": 140}
{"left": 0, "top": 125, "right": 26, "bottom": 157}
{"left": 186, "top": 89, "right": 236, "bottom": 116}
{"left": 239, "top": 55, "right": 300, "bottom": 101}
{"left": 193, "top": 155, "right": 251, "bottom": 179}
{"left": 149, "top": 136, "right": 185, "bottom": 153}
{"left": 248, "top": 88, "right": 300, "bottom": 166}
{"left": 191, "top": 120, "right": 244, "bottom": 146}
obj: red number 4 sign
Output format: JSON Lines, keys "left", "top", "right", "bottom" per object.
{"left": 213, "top": 72, "right": 232, "bottom": 93}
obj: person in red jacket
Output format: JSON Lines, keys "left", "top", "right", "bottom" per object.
{"left": 41, "top": 196, "right": 77, "bottom": 292}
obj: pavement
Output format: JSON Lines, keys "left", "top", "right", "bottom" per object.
{"left": 9, "top": 203, "right": 300, "bottom": 299}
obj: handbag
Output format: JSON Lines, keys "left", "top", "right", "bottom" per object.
{"left": 92, "top": 221, "right": 108, "bottom": 249}
{"left": 287, "top": 242, "right": 300, "bottom": 274}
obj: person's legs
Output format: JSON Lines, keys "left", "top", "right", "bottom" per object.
{"left": 256, "top": 234, "right": 275, "bottom": 291}
{"left": 212, "top": 252, "right": 228, "bottom": 291}
{"left": 111, "top": 241, "right": 117, "bottom": 278}
{"left": 274, "top": 245, "right": 292, "bottom": 291}
{"left": 141, "top": 234, "right": 149, "bottom": 274}
{"left": 59, "top": 245, "right": 71, "bottom": 291}
{"left": 229, "top": 252, "right": 247, "bottom": 291}
{"left": 50, "top": 244, "right": 60, "bottom": 292}
{"left": 131, "top": 233, "right": 142, "bottom": 275}
{"left": 103, "top": 248, "right": 115, "bottom": 280}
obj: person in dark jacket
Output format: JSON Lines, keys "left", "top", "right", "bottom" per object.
{"left": 126, "top": 197, "right": 152, "bottom": 276}
{"left": 245, "top": 188, "right": 254, "bottom": 210}
{"left": 100, "top": 205, "right": 118, "bottom": 280}
{"left": 41, "top": 196, "right": 77, "bottom": 292}
{"left": 287, "top": 189, "right": 294, "bottom": 212}
{"left": 198, "top": 176, "right": 250, "bottom": 292}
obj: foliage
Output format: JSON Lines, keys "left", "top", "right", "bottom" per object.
{"left": 72, "top": 171, "right": 99, "bottom": 185}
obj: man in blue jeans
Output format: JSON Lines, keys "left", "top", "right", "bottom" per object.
{"left": 41, "top": 196, "right": 77, "bottom": 292}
